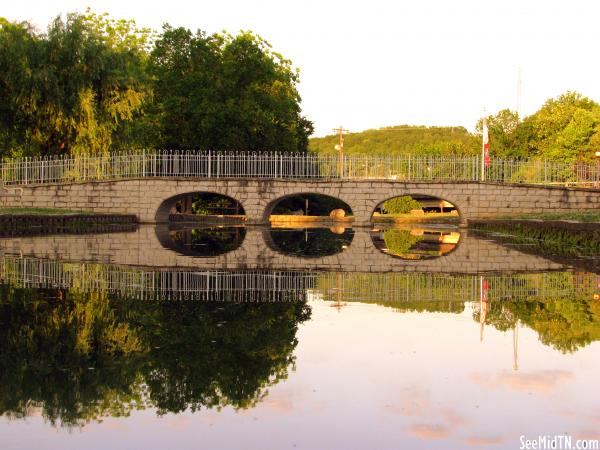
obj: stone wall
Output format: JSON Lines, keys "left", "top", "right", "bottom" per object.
{"left": 1, "top": 178, "right": 599, "bottom": 225}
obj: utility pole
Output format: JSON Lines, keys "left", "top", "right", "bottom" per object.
{"left": 333, "top": 126, "right": 349, "bottom": 178}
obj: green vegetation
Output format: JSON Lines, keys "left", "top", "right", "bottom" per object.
{"left": 1, "top": 10, "right": 599, "bottom": 162}
{"left": 190, "top": 193, "right": 241, "bottom": 215}
{"left": 310, "top": 125, "right": 478, "bottom": 156}
{"left": 0, "top": 11, "right": 152, "bottom": 157}
{"left": 0, "top": 207, "right": 93, "bottom": 215}
{"left": 382, "top": 229, "right": 423, "bottom": 256}
{"left": 0, "top": 284, "right": 310, "bottom": 426}
{"left": 146, "top": 26, "right": 312, "bottom": 151}
{"left": 472, "top": 221, "right": 600, "bottom": 257}
{"left": 475, "top": 273, "right": 600, "bottom": 353}
{"left": 478, "top": 93, "right": 600, "bottom": 163}
{"left": 0, "top": 10, "right": 312, "bottom": 158}
{"left": 497, "top": 211, "right": 600, "bottom": 223}
{"left": 317, "top": 271, "right": 600, "bottom": 353}
{"left": 310, "top": 92, "right": 600, "bottom": 163}
{"left": 382, "top": 196, "right": 422, "bottom": 214}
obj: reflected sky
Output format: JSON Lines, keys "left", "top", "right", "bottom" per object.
{"left": 2, "top": 298, "right": 599, "bottom": 450}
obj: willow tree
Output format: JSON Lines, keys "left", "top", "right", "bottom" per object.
{"left": 0, "top": 11, "right": 152, "bottom": 157}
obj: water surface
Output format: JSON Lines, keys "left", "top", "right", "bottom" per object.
{"left": 0, "top": 225, "right": 598, "bottom": 450}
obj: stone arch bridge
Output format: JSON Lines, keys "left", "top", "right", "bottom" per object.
{"left": 2, "top": 178, "right": 599, "bottom": 225}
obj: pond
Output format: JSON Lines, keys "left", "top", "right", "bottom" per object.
{"left": 0, "top": 225, "right": 598, "bottom": 450}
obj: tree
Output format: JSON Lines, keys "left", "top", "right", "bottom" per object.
{"left": 382, "top": 196, "right": 422, "bottom": 214}
{"left": 516, "top": 92, "right": 600, "bottom": 162}
{"left": 476, "top": 109, "right": 521, "bottom": 158}
{"left": 148, "top": 26, "right": 313, "bottom": 152}
{"left": 309, "top": 125, "right": 479, "bottom": 156}
{"left": 0, "top": 11, "right": 151, "bottom": 157}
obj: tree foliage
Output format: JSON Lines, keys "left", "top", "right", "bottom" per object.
{"left": 0, "top": 11, "right": 151, "bottom": 157}
{"left": 309, "top": 125, "right": 478, "bottom": 156}
{"left": 0, "top": 12, "right": 312, "bottom": 158}
{"left": 475, "top": 93, "right": 600, "bottom": 162}
{"left": 146, "top": 26, "right": 313, "bottom": 152}
{"left": 382, "top": 196, "right": 422, "bottom": 214}
{"left": 311, "top": 92, "right": 600, "bottom": 163}
{"left": 0, "top": 284, "right": 310, "bottom": 426}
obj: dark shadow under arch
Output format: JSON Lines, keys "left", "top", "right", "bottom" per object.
{"left": 263, "top": 192, "right": 353, "bottom": 222}
{"left": 265, "top": 226, "right": 355, "bottom": 258}
{"left": 155, "top": 224, "right": 246, "bottom": 257}
{"left": 155, "top": 192, "right": 246, "bottom": 223}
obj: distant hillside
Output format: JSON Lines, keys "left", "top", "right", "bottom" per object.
{"left": 309, "top": 125, "right": 479, "bottom": 156}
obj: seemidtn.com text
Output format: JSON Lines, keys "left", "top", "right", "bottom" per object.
{"left": 520, "top": 435, "right": 599, "bottom": 450}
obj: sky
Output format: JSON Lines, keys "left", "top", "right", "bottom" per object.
{"left": 3, "top": 0, "right": 600, "bottom": 136}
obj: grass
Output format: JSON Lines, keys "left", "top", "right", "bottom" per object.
{"left": 0, "top": 207, "right": 94, "bottom": 216}
{"left": 497, "top": 211, "right": 600, "bottom": 223}
{"left": 471, "top": 222, "right": 600, "bottom": 257}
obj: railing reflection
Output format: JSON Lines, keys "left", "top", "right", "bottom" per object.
{"left": 1, "top": 256, "right": 596, "bottom": 304}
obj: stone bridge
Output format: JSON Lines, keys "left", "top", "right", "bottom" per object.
{"left": 0, "top": 225, "right": 572, "bottom": 274}
{"left": 1, "top": 178, "right": 599, "bottom": 225}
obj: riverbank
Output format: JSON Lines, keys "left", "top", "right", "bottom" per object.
{"left": 372, "top": 211, "right": 459, "bottom": 224}
{"left": 470, "top": 218, "right": 600, "bottom": 259}
{"left": 0, "top": 208, "right": 137, "bottom": 237}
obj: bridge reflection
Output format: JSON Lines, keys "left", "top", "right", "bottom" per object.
{"left": 1, "top": 256, "right": 596, "bottom": 304}
{"left": 0, "top": 224, "right": 582, "bottom": 273}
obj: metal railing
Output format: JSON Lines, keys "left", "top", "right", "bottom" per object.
{"left": 0, "top": 151, "right": 598, "bottom": 186}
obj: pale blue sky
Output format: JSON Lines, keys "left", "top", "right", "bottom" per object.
{"left": 3, "top": 0, "right": 600, "bottom": 136}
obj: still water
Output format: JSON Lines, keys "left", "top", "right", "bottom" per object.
{"left": 0, "top": 225, "right": 598, "bottom": 450}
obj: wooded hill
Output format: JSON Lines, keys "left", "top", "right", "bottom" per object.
{"left": 310, "top": 92, "right": 600, "bottom": 163}
{"left": 309, "top": 125, "right": 479, "bottom": 156}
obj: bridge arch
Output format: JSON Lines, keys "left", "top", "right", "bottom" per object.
{"left": 369, "top": 193, "right": 463, "bottom": 220}
{"left": 155, "top": 191, "right": 246, "bottom": 222}
{"left": 262, "top": 192, "right": 354, "bottom": 223}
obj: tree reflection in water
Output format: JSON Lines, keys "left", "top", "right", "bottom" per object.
{"left": 0, "top": 285, "right": 310, "bottom": 427}
{"left": 371, "top": 227, "right": 461, "bottom": 259}
{"left": 168, "top": 227, "right": 246, "bottom": 256}
{"left": 269, "top": 227, "right": 354, "bottom": 257}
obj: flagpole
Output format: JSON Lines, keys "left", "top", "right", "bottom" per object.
{"left": 481, "top": 117, "right": 486, "bottom": 181}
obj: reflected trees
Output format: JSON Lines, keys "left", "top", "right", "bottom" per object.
{"left": 0, "top": 285, "right": 310, "bottom": 426}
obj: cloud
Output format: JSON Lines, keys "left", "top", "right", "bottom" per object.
{"left": 471, "top": 370, "right": 573, "bottom": 393}
{"left": 440, "top": 408, "right": 467, "bottom": 426}
{"left": 384, "top": 386, "right": 430, "bottom": 416}
{"left": 575, "top": 430, "right": 600, "bottom": 441}
{"left": 464, "top": 436, "right": 505, "bottom": 446}
{"left": 498, "top": 370, "right": 573, "bottom": 393}
{"left": 406, "top": 424, "right": 451, "bottom": 440}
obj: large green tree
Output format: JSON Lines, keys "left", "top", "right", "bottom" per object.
{"left": 148, "top": 26, "right": 313, "bottom": 152}
{"left": 0, "top": 12, "right": 151, "bottom": 157}
{"left": 476, "top": 93, "right": 600, "bottom": 162}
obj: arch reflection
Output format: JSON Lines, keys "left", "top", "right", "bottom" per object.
{"left": 268, "top": 227, "right": 354, "bottom": 258}
{"left": 158, "top": 226, "right": 246, "bottom": 257}
{"left": 371, "top": 226, "right": 461, "bottom": 260}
